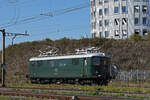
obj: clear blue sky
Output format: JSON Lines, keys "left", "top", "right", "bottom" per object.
{"left": 0, "top": 0, "right": 90, "bottom": 48}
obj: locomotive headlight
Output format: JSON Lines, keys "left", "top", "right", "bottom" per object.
{"left": 96, "top": 71, "right": 99, "bottom": 74}
{"left": 98, "top": 75, "right": 101, "bottom": 77}
{"left": 96, "top": 71, "right": 101, "bottom": 77}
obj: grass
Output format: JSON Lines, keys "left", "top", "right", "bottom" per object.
{"left": 5, "top": 83, "right": 150, "bottom": 94}
{"left": 0, "top": 96, "right": 49, "bottom": 100}
{"left": 109, "top": 80, "right": 150, "bottom": 88}
{"left": 60, "top": 91, "right": 150, "bottom": 99}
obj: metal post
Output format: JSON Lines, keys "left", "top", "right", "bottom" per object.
{"left": 12, "top": 35, "right": 16, "bottom": 45}
{"left": 0, "top": 29, "right": 29, "bottom": 87}
{"left": 1, "top": 29, "right": 5, "bottom": 87}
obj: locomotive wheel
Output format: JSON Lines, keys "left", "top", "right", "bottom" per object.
{"left": 79, "top": 79, "right": 85, "bottom": 85}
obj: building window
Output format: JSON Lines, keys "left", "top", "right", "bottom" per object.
{"left": 99, "top": 0, "right": 102, "bottom": 5}
{"left": 134, "top": 0, "right": 141, "bottom": 2}
{"left": 143, "top": 29, "right": 148, "bottom": 36}
{"left": 99, "top": 32, "right": 102, "bottom": 38}
{"left": 92, "top": 22, "right": 96, "bottom": 29}
{"left": 104, "top": 20, "right": 109, "bottom": 26}
{"left": 91, "top": 0, "right": 95, "bottom": 6}
{"left": 99, "top": 9, "right": 103, "bottom": 16}
{"left": 143, "top": 5, "right": 148, "bottom": 14}
{"left": 134, "top": 18, "right": 139, "bottom": 25}
{"left": 122, "top": 30, "right": 127, "bottom": 36}
{"left": 91, "top": 12, "right": 93, "bottom": 19}
{"left": 93, "top": 11, "right": 96, "bottom": 17}
{"left": 105, "top": 31, "right": 109, "bottom": 37}
{"left": 122, "top": 18, "right": 127, "bottom": 25}
{"left": 114, "top": 30, "right": 119, "bottom": 36}
{"left": 122, "top": 6, "right": 127, "bottom": 13}
{"left": 114, "top": 7, "right": 119, "bottom": 14}
{"left": 92, "top": 33, "right": 96, "bottom": 38}
{"left": 143, "top": 17, "right": 147, "bottom": 25}
{"left": 91, "top": 22, "right": 96, "bottom": 29}
{"left": 135, "top": 29, "right": 140, "bottom": 34}
{"left": 104, "top": 8, "right": 109, "bottom": 15}
{"left": 99, "top": 20, "right": 102, "bottom": 27}
{"left": 134, "top": 6, "right": 140, "bottom": 13}
{"left": 104, "top": 0, "right": 108, "bottom": 3}
{"left": 91, "top": 22, "right": 94, "bottom": 29}
{"left": 114, "top": 18, "right": 119, "bottom": 25}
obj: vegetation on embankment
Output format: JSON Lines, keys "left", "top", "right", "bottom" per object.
{"left": 0, "top": 34, "right": 150, "bottom": 83}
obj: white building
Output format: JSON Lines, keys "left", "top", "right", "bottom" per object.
{"left": 90, "top": 0, "right": 150, "bottom": 39}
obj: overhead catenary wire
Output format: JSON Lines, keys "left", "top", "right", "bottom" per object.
{"left": 8, "top": 5, "right": 20, "bottom": 25}
{"left": 40, "top": 2, "right": 89, "bottom": 16}
{"left": 0, "top": 2, "right": 90, "bottom": 28}
{"left": 0, "top": 4, "right": 20, "bottom": 27}
{"left": 29, "top": 24, "right": 89, "bottom": 38}
{"left": 4, "top": 0, "right": 38, "bottom": 7}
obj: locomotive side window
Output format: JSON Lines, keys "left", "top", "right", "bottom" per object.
{"left": 37, "top": 61, "right": 42, "bottom": 67}
{"left": 31, "top": 61, "right": 35, "bottom": 67}
{"left": 59, "top": 60, "right": 67, "bottom": 67}
{"left": 48, "top": 60, "right": 54, "bottom": 67}
{"left": 72, "top": 59, "right": 79, "bottom": 65}
{"left": 92, "top": 57, "right": 100, "bottom": 66}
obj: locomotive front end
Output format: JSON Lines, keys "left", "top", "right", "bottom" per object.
{"left": 91, "top": 53, "right": 115, "bottom": 85}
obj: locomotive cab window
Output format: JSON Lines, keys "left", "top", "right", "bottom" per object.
{"left": 100, "top": 57, "right": 110, "bottom": 66}
{"left": 92, "top": 57, "right": 110, "bottom": 66}
{"left": 72, "top": 59, "right": 79, "bottom": 65}
{"left": 92, "top": 57, "right": 100, "bottom": 66}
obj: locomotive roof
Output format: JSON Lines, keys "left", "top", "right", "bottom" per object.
{"left": 29, "top": 53, "right": 110, "bottom": 61}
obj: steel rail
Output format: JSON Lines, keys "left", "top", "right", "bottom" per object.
{"left": 3, "top": 86, "right": 150, "bottom": 95}
{"left": 0, "top": 90, "right": 143, "bottom": 100}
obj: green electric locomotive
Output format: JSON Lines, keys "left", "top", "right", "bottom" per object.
{"left": 27, "top": 47, "right": 118, "bottom": 85}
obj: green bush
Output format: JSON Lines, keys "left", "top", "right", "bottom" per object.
{"left": 130, "top": 34, "right": 143, "bottom": 41}
{"left": 146, "top": 32, "right": 150, "bottom": 43}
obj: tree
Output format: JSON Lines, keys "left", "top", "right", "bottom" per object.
{"left": 130, "top": 34, "right": 143, "bottom": 42}
{"left": 146, "top": 31, "right": 150, "bottom": 43}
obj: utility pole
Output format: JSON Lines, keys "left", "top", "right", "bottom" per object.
{"left": 0, "top": 29, "right": 29, "bottom": 87}
{"left": 0, "top": 29, "right": 6, "bottom": 87}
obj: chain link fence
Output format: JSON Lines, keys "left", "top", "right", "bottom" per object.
{"left": 112, "top": 69, "right": 150, "bottom": 88}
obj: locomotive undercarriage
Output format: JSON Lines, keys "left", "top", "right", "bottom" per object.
{"left": 30, "top": 77, "right": 111, "bottom": 85}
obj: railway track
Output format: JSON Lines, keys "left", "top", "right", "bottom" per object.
{"left": 4, "top": 86, "right": 150, "bottom": 96}
{"left": 0, "top": 90, "right": 144, "bottom": 100}
{"left": 0, "top": 87, "right": 149, "bottom": 100}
